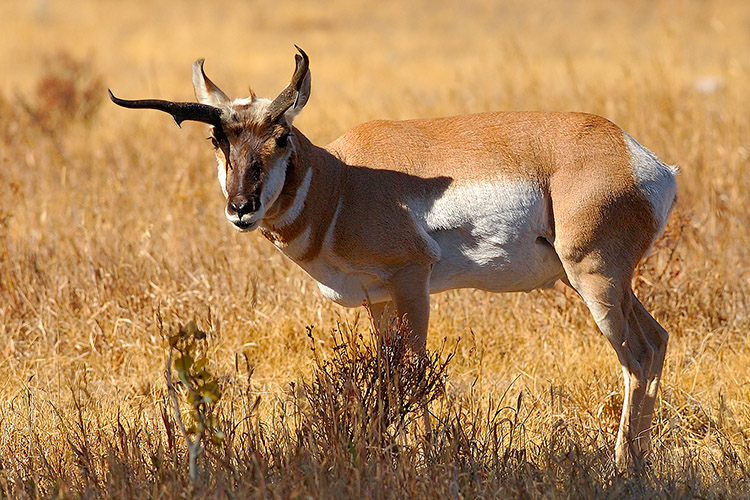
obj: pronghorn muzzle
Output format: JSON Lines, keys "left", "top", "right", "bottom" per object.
{"left": 228, "top": 196, "right": 260, "bottom": 220}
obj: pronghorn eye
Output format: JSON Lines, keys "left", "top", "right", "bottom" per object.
{"left": 276, "top": 133, "right": 290, "bottom": 148}
{"left": 208, "top": 136, "right": 219, "bottom": 149}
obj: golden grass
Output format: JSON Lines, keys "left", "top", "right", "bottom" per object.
{"left": 1, "top": 0, "right": 749, "bottom": 497}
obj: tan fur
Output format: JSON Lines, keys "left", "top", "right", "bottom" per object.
{"left": 300, "top": 111, "right": 671, "bottom": 470}
{"left": 261, "top": 133, "right": 345, "bottom": 261}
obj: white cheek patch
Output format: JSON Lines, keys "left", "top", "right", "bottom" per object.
{"left": 217, "top": 158, "right": 228, "bottom": 198}
{"left": 260, "top": 153, "right": 289, "bottom": 212}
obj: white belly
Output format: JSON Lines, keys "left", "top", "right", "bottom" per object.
{"left": 297, "top": 256, "right": 390, "bottom": 308}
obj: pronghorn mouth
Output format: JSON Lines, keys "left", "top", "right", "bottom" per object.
{"left": 232, "top": 219, "right": 259, "bottom": 231}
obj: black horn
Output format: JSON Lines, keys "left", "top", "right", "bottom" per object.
{"left": 108, "top": 89, "right": 224, "bottom": 128}
{"left": 267, "top": 46, "right": 310, "bottom": 123}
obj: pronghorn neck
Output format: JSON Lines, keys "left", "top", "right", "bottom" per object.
{"left": 259, "top": 130, "right": 345, "bottom": 260}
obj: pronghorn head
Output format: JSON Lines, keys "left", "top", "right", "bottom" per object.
{"left": 110, "top": 46, "right": 311, "bottom": 232}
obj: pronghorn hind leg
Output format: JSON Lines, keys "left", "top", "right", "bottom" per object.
{"left": 630, "top": 294, "right": 669, "bottom": 457}
{"left": 552, "top": 176, "right": 664, "bottom": 470}
{"left": 561, "top": 261, "right": 654, "bottom": 471}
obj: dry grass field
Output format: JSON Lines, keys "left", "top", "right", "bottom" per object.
{"left": 1, "top": 0, "right": 749, "bottom": 498}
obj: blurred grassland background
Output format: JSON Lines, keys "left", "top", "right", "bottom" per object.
{"left": 0, "top": 0, "right": 749, "bottom": 497}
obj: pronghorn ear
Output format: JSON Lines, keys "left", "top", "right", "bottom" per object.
{"left": 192, "top": 59, "right": 231, "bottom": 108}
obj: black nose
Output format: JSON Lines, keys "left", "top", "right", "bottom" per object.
{"left": 229, "top": 198, "right": 259, "bottom": 218}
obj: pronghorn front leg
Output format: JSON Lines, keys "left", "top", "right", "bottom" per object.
{"left": 386, "top": 264, "right": 433, "bottom": 438}
{"left": 368, "top": 300, "right": 393, "bottom": 338}
{"left": 387, "top": 264, "right": 432, "bottom": 357}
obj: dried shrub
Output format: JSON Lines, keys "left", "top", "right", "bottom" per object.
{"left": 23, "top": 52, "right": 103, "bottom": 130}
{"left": 296, "top": 316, "right": 455, "bottom": 462}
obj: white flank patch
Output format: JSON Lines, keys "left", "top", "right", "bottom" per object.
{"left": 274, "top": 167, "right": 313, "bottom": 228}
{"left": 409, "top": 179, "right": 564, "bottom": 293}
{"left": 414, "top": 180, "right": 547, "bottom": 244}
{"left": 624, "top": 132, "right": 678, "bottom": 236}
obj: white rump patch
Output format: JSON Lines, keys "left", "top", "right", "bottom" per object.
{"left": 217, "top": 159, "right": 228, "bottom": 197}
{"left": 624, "top": 133, "right": 678, "bottom": 236}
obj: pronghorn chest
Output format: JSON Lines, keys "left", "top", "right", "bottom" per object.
{"left": 262, "top": 224, "right": 389, "bottom": 307}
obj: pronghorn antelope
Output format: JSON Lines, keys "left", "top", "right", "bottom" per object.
{"left": 110, "top": 47, "right": 677, "bottom": 470}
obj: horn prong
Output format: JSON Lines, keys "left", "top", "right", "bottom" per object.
{"left": 267, "top": 46, "right": 310, "bottom": 123}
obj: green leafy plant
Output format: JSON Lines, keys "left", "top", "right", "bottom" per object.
{"left": 164, "top": 319, "right": 224, "bottom": 482}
